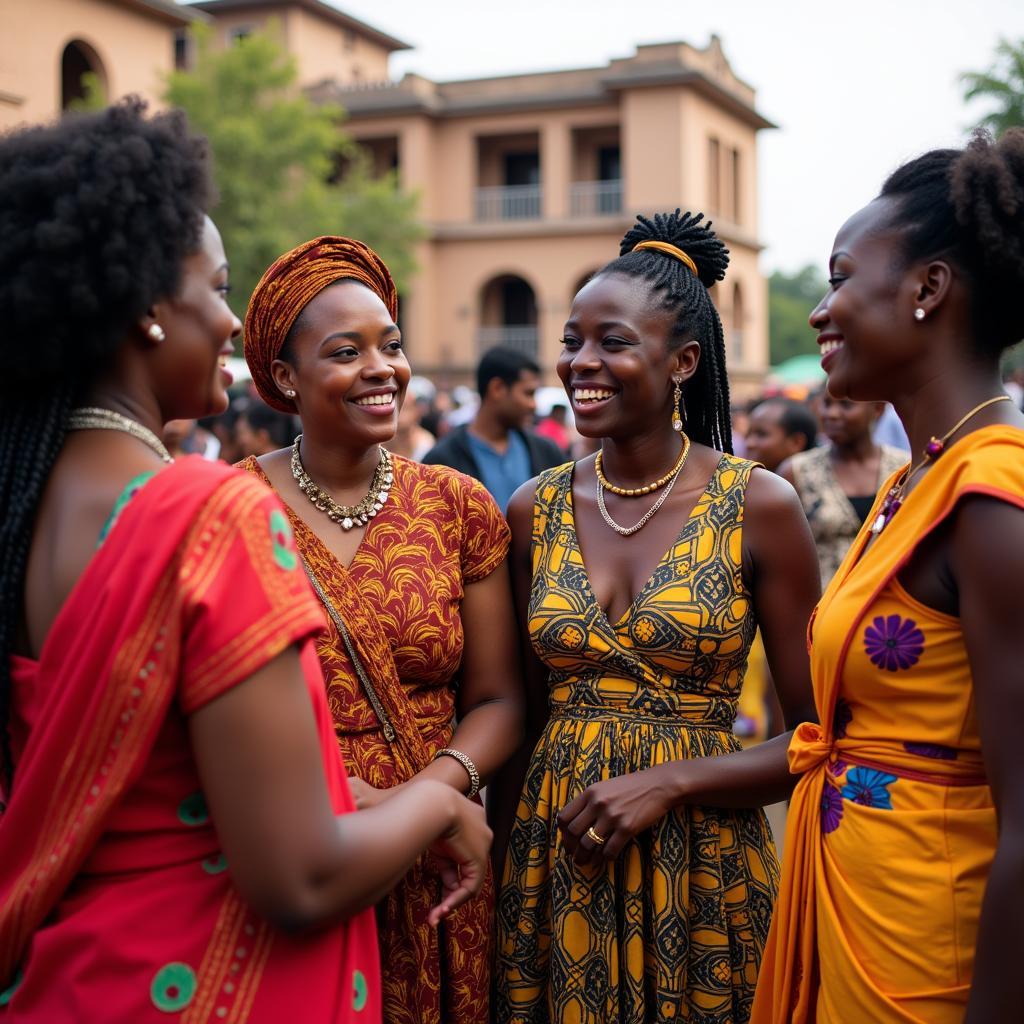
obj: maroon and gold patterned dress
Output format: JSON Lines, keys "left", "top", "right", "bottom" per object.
{"left": 240, "top": 454, "right": 510, "bottom": 1024}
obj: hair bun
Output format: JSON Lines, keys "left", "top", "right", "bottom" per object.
{"left": 619, "top": 209, "right": 729, "bottom": 288}
{"left": 950, "top": 127, "right": 1024, "bottom": 290}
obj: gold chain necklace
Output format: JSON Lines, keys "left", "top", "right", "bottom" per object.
{"left": 595, "top": 435, "right": 689, "bottom": 496}
{"left": 869, "top": 394, "right": 1012, "bottom": 536}
{"left": 290, "top": 434, "right": 393, "bottom": 531}
{"left": 67, "top": 406, "right": 173, "bottom": 463}
{"left": 596, "top": 435, "right": 692, "bottom": 536}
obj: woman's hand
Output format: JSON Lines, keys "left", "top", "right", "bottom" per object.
{"left": 347, "top": 777, "right": 402, "bottom": 810}
{"left": 557, "top": 766, "right": 676, "bottom": 866}
{"left": 425, "top": 793, "right": 493, "bottom": 925}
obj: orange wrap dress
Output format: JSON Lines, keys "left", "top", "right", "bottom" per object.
{"left": 751, "top": 426, "right": 1024, "bottom": 1023}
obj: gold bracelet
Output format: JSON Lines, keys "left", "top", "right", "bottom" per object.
{"left": 434, "top": 748, "right": 481, "bottom": 798}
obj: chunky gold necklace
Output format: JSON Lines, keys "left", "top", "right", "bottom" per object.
{"left": 595, "top": 437, "right": 689, "bottom": 496}
{"left": 869, "top": 394, "right": 1011, "bottom": 536}
{"left": 68, "top": 406, "right": 173, "bottom": 463}
{"left": 290, "top": 434, "right": 393, "bottom": 531}
{"left": 596, "top": 434, "right": 691, "bottom": 536}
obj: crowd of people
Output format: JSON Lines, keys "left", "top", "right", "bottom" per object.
{"left": 1, "top": 98, "right": 1024, "bottom": 1024}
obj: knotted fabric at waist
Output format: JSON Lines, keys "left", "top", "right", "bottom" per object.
{"left": 788, "top": 721, "right": 987, "bottom": 786}
{"left": 549, "top": 677, "right": 737, "bottom": 730}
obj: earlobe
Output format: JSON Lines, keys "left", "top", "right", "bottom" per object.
{"left": 270, "top": 358, "right": 296, "bottom": 399}
{"left": 914, "top": 260, "right": 953, "bottom": 318}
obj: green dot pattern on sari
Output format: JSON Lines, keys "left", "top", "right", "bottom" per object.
{"left": 269, "top": 508, "right": 298, "bottom": 571}
{"left": 150, "top": 962, "right": 196, "bottom": 1013}
{"left": 0, "top": 968, "right": 23, "bottom": 1006}
{"left": 177, "top": 791, "right": 209, "bottom": 827}
{"left": 352, "top": 969, "right": 368, "bottom": 1012}
{"left": 202, "top": 853, "right": 228, "bottom": 875}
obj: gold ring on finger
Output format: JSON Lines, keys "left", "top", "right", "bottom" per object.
{"left": 585, "top": 826, "right": 606, "bottom": 846}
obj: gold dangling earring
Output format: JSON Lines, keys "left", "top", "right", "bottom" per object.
{"left": 671, "top": 377, "right": 684, "bottom": 432}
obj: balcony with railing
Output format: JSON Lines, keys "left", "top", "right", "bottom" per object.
{"left": 476, "top": 325, "right": 539, "bottom": 358}
{"left": 569, "top": 179, "right": 623, "bottom": 216}
{"left": 474, "top": 184, "right": 543, "bottom": 221}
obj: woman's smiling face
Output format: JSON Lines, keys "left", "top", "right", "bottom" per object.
{"left": 558, "top": 272, "right": 696, "bottom": 440}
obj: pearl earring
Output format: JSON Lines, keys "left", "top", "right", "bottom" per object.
{"left": 284, "top": 389, "right": 296, "bottom": 398}
{"left": 914, "top": 308, "right": 926, "bottom": 322}
{"left": 147, "top": 323, "right": 166, "bottom": 343}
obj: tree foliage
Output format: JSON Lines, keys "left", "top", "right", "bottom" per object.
{"left": 768, "top": 265, "right": 827, "bottom": 364}
{"left": 164, "top": 25, "right": 422, "bottom": 319}
{"left": 962, "top": 37, "right": 1024, "bottom": 135}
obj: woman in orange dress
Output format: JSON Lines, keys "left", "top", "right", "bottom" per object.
{"left": 751, "top": 129, "right": 1024, "bottom": 1022}
{"left": 0, "top": 102, "right": 491, "bottom": 1023}
{"left": 240, "top": 238, "right": 523, "bottom": 1024}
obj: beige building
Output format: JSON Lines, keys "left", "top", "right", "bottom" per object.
{"left": 2, "top": 0, "right": 773, "bottom": 393}
{"left": 0, "top": 0, "right": 203, "bottom": 129}
{"left": 315, "top": 34, "right": 775, "bottom": 393}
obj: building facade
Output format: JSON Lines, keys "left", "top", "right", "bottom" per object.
{"left": 0, "top": 0, "right": 203, "bottom": 130}
{"left": 318, "top": 35, "right": 775, "bottom": 394}
{"left": 2, "top": 0, "right": 773, "bottom": 393}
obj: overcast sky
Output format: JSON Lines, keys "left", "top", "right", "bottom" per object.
{"left": 317, "top": 0, "right": 1024, "bottom": 277}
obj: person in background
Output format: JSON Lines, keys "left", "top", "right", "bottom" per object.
{"left": 0, "top": 100, "right": 490, "bottom": 1024}
{"left": 534, "top": 401, "right": 572, "bottom": 456}
{"left": 872, "top": 400, "right": 911, "bottom": 451}
{"left": 240, "top": 236, "right": 523, "bottom": 1024}
{"left": 752, "top": 129, "right": 1024, "bottom": 1024}
{"left": 742, "top": 396, "right": 818, "bottom": 472}
{"left": 422, "top": 347, "right": 565, "bottom": 511}
{"left": 779, "top": 393, "right": 907, "bottom": 586}
{"left": 234, "top": 398, "right": 296, "bottom": 458}
{"left": 198, "top": 396, "right": 244, "bottom": 463}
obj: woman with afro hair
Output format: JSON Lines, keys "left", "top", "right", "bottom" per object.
{"left": 491, "top": 211, "right": 820, "bottom": 1022}
{"left": 752, "top": 130, "right": 1024, "bottom": 1024}
{"left": 0, "top": 100, "right": 491, "bottom": 1022}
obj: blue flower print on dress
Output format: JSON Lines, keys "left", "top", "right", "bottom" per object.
{"left": 842, "top": 766, "right": 897, "bottom": 810}
{"left": 820, "top": 783, "right": 844, "bottom": 834}
{"left": 863, "top": 615, "right": 925, "bottom": 672}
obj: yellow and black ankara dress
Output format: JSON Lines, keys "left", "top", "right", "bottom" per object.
{"left": 495, "top": 455, "right": 779, "bottom": 1024}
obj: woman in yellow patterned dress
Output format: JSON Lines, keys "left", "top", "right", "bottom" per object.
{"left": 491, "top": 212, "right": 821, "bottom": 1023}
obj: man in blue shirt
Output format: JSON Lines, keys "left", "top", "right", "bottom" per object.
{"left": 423, "top": 347, "right": 566, "bottom": 510}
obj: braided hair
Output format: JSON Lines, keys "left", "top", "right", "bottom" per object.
{"left": 880, "top": 127, "right": 1024, "bottom": 356}
{"left": 596, "top": 210, "right": 733, "bottom": 453}
{"left": 0, "top": 99, "right": 211, "bottom": 793}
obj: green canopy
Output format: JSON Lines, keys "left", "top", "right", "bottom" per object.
{"left": 767, "top": 353, "right": 826, "bottom": 385}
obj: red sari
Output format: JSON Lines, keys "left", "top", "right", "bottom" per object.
{"left": 0, "top": 457, "right": 380, "bottom": 1022}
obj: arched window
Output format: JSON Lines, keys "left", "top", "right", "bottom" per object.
{"left": 478, "top": 274, "right": 538, "bottom": 358}
{"left": 61, "top": 40, "right": 106, "bottom": 110}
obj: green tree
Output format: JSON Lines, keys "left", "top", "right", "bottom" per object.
{"left": 962, "top": 37, "right": 1024, "bottom": 134}
{"left": 164, "top": 25, "right": 422, "bottom": 319}
{"left": 68, "top": 71, "right": 106, "bottom": 112}
{"left": 768, "top": 265, "right": 827, "bottom": 364}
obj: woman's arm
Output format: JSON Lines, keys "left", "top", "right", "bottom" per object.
{"left": 485, "top": 478, "right": 550, "bottom": 878}
{"left": 559, "top": 468, "right": 820, "bottom": 864}
{"left": 953, "top": 496, "right": 1024, "bottom": 1022}
{"left": 190, "top": 646, "right": 492, "bottom": 931}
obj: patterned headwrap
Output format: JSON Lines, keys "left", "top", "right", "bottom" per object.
{"left": 243, "top": 235, "right": 399, "bottom": 412}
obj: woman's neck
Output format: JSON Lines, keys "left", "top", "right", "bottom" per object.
{"left": 599, "top": 427, "right": 687, "bottom": 487}
{"left": 831, "top": 432, "right": 877, "bottom": 463}
{"left": 297, "top": 428, "right": 380, "bottom": 495}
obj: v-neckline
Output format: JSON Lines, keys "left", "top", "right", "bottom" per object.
{"left": 246, "top": 456, "right": 381, "bottom": 574}
{"left": 565, "top": 454, "right": 726, "bottom": 631}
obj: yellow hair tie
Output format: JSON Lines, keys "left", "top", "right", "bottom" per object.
{"left": 632, "top": 240, "right": 699, "bottom": 277}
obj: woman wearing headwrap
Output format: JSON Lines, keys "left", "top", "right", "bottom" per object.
{"left": 241, "top": 237, "right": 523, "bottom": 1024}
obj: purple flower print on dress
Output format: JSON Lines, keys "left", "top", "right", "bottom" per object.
{"left": 820, "top": 783, "right": 844, "bottom": 834}
{"left": 841, "top": 766, "right": 897, "bottom": 810}
{"left": 863, "top": 615, "right": 925, "bottom": 672}
{"left": 832, "top": 698, "right": 853, "bottom": 740}
{"left": 904, "top": 741, "right": 957, "bottom": 760}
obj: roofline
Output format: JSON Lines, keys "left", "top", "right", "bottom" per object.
{"left": 188, "top": 0, "right": 411, "bottom": 50}
{"left": 121, "top": 0, "right": 211, "bottom": 25}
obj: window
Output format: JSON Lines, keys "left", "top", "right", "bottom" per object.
{"left": 504, "top": 152, "right": 540, "bottom": 187}
{"left": 708, "top": 137, "right": 721, "bottom": 215}
{"left": 174, "top": 30, "right": 190, "bottom": 71}
{"left": 229, "top": 25, "right": 252, "bottom": 44}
